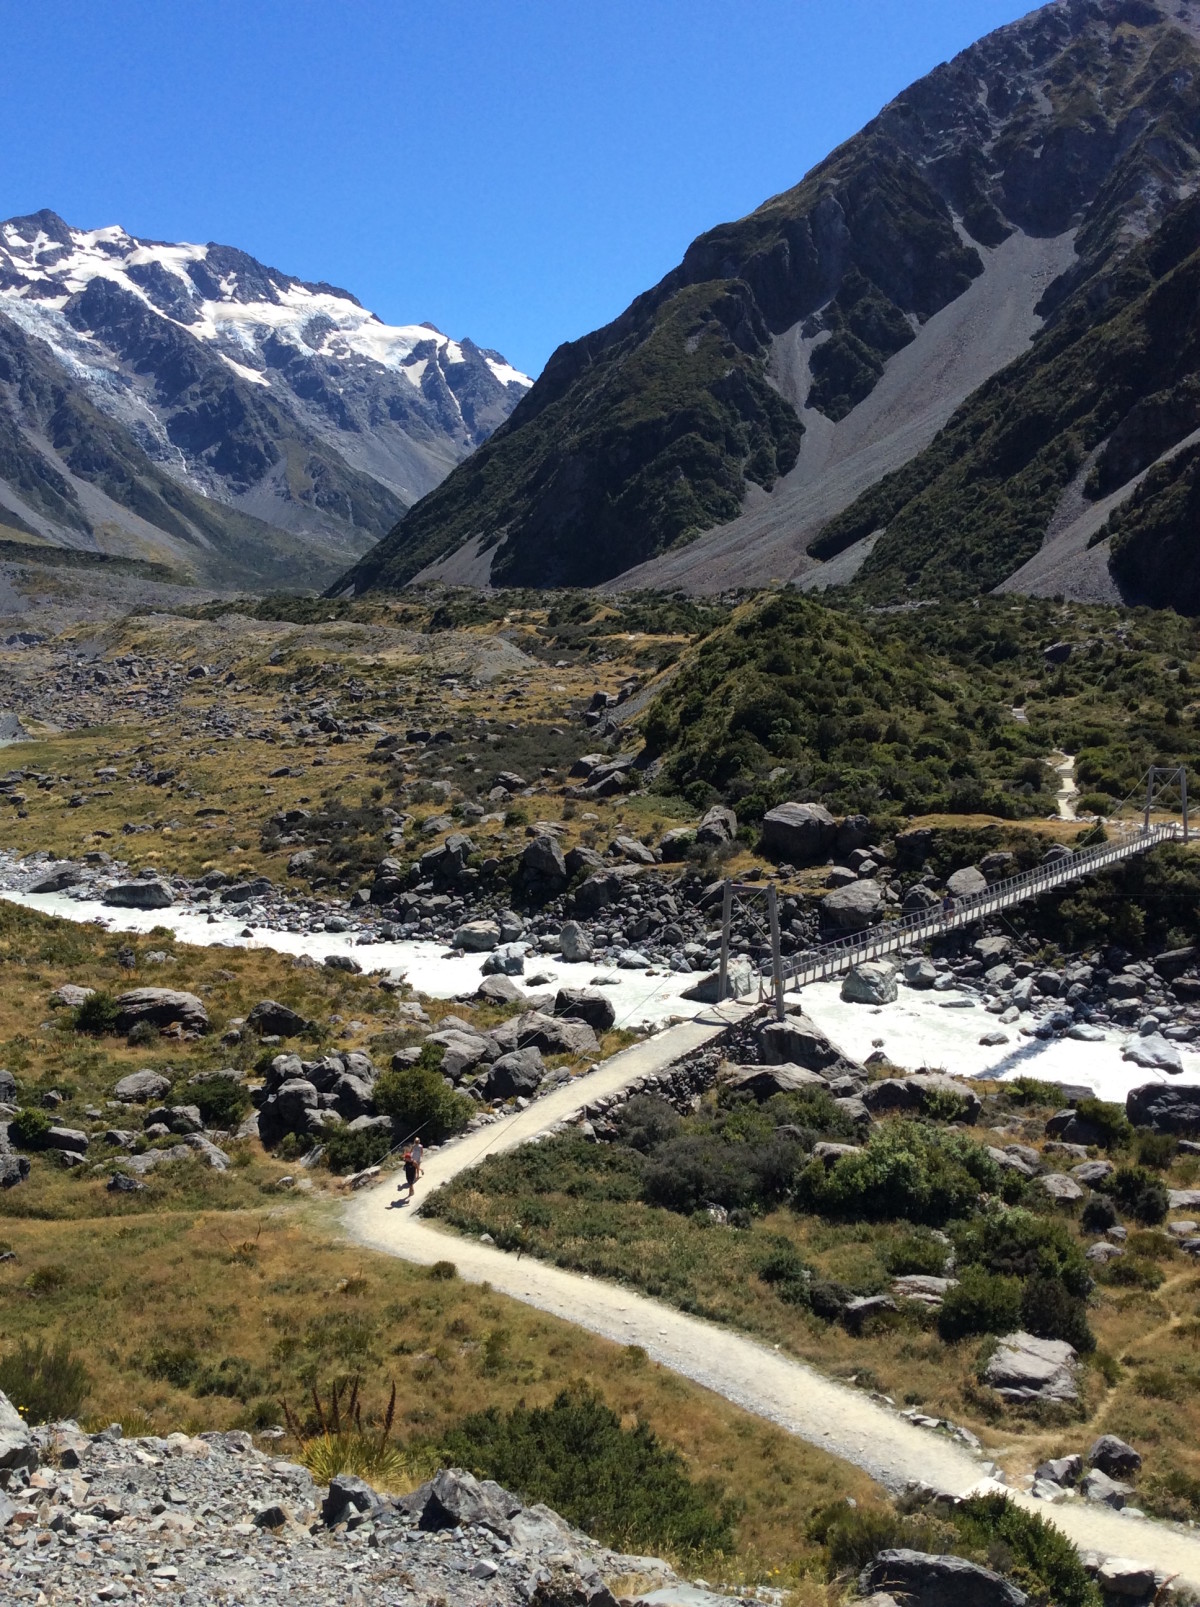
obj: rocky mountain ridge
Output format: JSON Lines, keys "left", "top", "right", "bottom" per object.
{"left": 0, "top": 211, "right": 529, "bottom": 590}
{"left": 336, "top": 0, "right": 1200, "bottom": 605}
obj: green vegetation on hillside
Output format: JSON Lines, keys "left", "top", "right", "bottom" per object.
{"left": 818, "top": 188, "right": 1200, "bottom": 604}
{"left": 640, "top": 590, "right": 1199, "bottom": 819}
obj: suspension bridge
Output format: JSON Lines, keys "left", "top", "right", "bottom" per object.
{"left": 717, "top": 764, "right": 1192, "bottom": 1015}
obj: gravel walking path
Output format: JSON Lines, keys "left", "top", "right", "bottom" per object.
{"left": 345, "top": 1013, "right": 1200, "bottom": 1585}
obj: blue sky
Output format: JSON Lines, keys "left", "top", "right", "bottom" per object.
{"left": 0, "top": 0, "right": 1035, "bottom": 376}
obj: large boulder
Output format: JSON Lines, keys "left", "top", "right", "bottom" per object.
{"left": 246, "top": 1000, "right": 310, "bottom": 1038}
{"left": 1088, "top": 1434, "right": 1142, "bottom": 1478}
{"left": 452, "top": 920, "right": 501, "bottom": 953}
{"left": 0, "top": 1389, "right": 37, "bottom": 1472}
{"left": 113, "top": 1069, "right": 173, "bottom": 1103}
{"left": 554, "top": 988, "right": 616, "bottom": 1033}
{"left": 841, "top": 961, "right": 898, "bottom": 1005}
{"left": 681, "top": 955, "right": 755, "bottom": 1004}
{"left": 722, "top": 1063, "right": 831, "bottom": 1100}
{"left": 760, "top": 802, "right": 836, "bottom": 865}
{"left": 759, "top": 1014, "right": 861, "bottom": 1078}
{"left": 103, "top": 879, "right": 173, "bottom": 910}
{"left": 696, "top": 805, "right": 737, "bottom": 847}
{"left": 257, "top": 1078, "right": 320, "bottom": 1145}
{"left": 492, "top": 1012, "right": 599, "bottom": 1059}
{"left": 822, "top": 879, "right": 883, "bottom": 932}
{"left": 413, "top": 1468, "right": 521, "bottom": 1534}
{"left": 482, "top": 1048, "right": 545, "bottom": 1101}
{"left": 983, "top": 1332, "right": 1078, "bottom": 1404}
{"left": 574, "top": 868, "right": 641, "bottom": 914}
{"left": 425, "top": 1030, "right": 492, "bottom": 1082}
{"left": 861, "top": 1074, "right": 981, "bottom": 1124}
{"left": 558, "top": 921, "right": 593, "bottom": 963}
{"left": 28, "top": 863, "right": 85, "bottom": 894}
{"left": 113, "top": 989, "right": 209, "bottom": 1035}
{"left": 521, "top": 834, "right": 568, "bottom": 887}
{"left": 946, "top": 866, "right": 988, "bottom": 899}
{"left": 1122, "top": 1033, "right": 1183, "bottom": 1075}
{"left": 1127, "top": 1082, "right": 1200, "bottom": 1135}
{"left": 859, "top": 1551, "right": 1027, "bottom": 1607}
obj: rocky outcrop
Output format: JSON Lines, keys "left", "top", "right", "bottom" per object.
{"left": 859, "top": 1550, "right": 1028, "bottom": 1607}
{"left": 983, "top": 1332, "right": 1078, "bottom": 1405}
{"left": 114, "top": 989, "right": 209, "bottom": 1036}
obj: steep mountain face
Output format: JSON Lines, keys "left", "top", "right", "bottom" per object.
{"left": 0, "top": 212, "right": 529, "bottom": 589}
{"left": 338, "top": 0, "right": 1200, "bottom": 602}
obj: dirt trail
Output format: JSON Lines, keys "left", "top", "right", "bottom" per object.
{"left": 344, "top": 1012, "right": 1200, "bottom": 1584}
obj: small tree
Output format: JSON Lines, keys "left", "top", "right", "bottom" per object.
{"left": 373, "top": 1065, "right": 473, "bottom": 1144}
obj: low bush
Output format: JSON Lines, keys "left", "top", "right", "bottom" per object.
{"left": 72, "top": 991, "right": 120, "bottom": 1036}
{"left": 952, "top": 1493, "right": 1100, "bottom": 1607}
{"left": 1020, "top": 1274, "right": 1094, "bottom": 1353}
{"left": 321, "top": 1124, "right": 394, "bottom": 1176}
{"left": 442, "top": 1385, "right": 737, "bottom": 1558}
{"left": 8, "top": 1108, "right": 52, "bottom": 1151}
{"left": 1135, "top": 1131, "right": 1176, "bottom": 1170}
{"left": 883, "top": 1232, "right": 950, "bottom": 1277}
{"left": 614, "top": 1096, "right": 682, "bottom": 1153}
{"left": 190, "top": 1078, "right": 251, "bottom": 1130}
{"left": 1100, "top": 1166, "right": 1169, "bottom": 1225}
{"left": 374, "top": 1065, "right": 473, "bottom": 1145}
{"left": 1097, "top": 1256, "right": 1165, "bottom": 1289}
{"left": 1080, "top": 1195, "right": 1119, "bottom": 1233}
{"left": 795, "top": 1122, "right": 1005, "bottom": 1227}
{"left": 952, "top": 1209, "right": 1092, "bottom": 1296}
{"left": 0, "top": 1338, "right": 89, "bottom": 1423}
{"left": 938, "top": 1268, "right": 1022, "bottom": 1342}
{"left": 1073, "top": 1097, "right": 1132, "bottom": 1150}
{"left": 756, "top": 1239, "right": 813, "bottom": 1306}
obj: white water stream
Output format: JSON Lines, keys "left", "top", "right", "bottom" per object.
{"left": 2, "top": 884, "right": 1194, "bottom": 1103}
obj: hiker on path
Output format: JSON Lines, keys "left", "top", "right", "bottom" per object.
{"left": 402, "top": 1148, "right": 418, "bottom": 1200}
{"left": 411, "top": 1137, "right": 424, "bottom": 1179}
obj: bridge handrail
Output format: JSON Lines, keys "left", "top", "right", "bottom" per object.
{"left": 779, "top": 821, "right": 1181, "bottom": 991}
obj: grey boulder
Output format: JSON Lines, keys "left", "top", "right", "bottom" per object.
{"left": 246, "top": 1000, "right": 310, "bottom": 1038}
{"left": 760, "top": 801, "right": 836, "bottom": 865}
{"left": 482, "top": 1049, "right": 545, "bottom": 1101}
{"left": 1088, "top": 1433, "right": 1141, "bottom": 1478}
{"left": 113, "top": 989, "right": 209, "bottom": 1035}
{"left": 1127, "top": 1082, "right": 1200, "bottom": 1134}
{"left": 841, "top": 960, "right": 898, "bottom": 1005}
{"left": 103, "top": 879, "right": 173, "bottom": 910}
{"left": 558, "top": 921, "right": 593, "bottom": 963}
{"left": 984, "top": 1332, "right": 1078, "bottom": 1405}
{"left": 553, "top": 988, "right": 616, "bottom": 1032}
{"left": 946, "top": 866, "right": 988, "bottom": 899}
{"left": 0, "top": 1388, "right": 37, "bottom": 1472}
{"left": 859, "top": 1550, "right": 1027, "bottom": 1607}
{"left": 821, "top": 879, "right": 883, "bottom": 932}
{"left": 113, "top": 1070, "right": 172, "bottom": 1103}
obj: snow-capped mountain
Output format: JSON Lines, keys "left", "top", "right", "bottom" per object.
{"left": 0, "top": 209, "right": 530, "bottom": 590}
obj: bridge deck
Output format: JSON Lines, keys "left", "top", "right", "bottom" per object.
{"left": 782, "top": 822, "right": 1182, "bottom": 990}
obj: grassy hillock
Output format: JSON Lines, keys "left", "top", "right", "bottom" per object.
{"left": 640, "top": 590, "right": 1199, "bottom": 819}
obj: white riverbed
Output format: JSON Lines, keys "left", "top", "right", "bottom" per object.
{"left": 3, "top": 885, "right": 1195, "bottom": 1102}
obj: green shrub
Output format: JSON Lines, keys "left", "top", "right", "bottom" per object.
{"left": 756, "top": 1240, "right": 812, "bottom": 1306}
{"left": 951, "top": 1494, "right": 1100, "bottom": 1607}
{"left": 321, "top": 1124, "right": 394, "bottom": 1175}
{"left": 614, "top": 1096, "right": 682, "bottom": 1153}
{"left": 373, "top": 1065, "right": 473, "bottom": 1145}
{"left": 938, "top": 1268, "right": 1022, "bottom": 1342}
{"left": 809, "top": 1501, "right": 950, "bottom": 1571}
{"left": 190, "top": 1077, "right": 250, "bottom": 1129}
{"left": 642, "top": 1132, "right": 804, "bottom": 1214}
{"left": 72, "top": 991, "right": 120, "bottom": 1036}
{"left": 0, "top": 1338, "right": 89, "bottom": 1424}
{"left": 953, "top": 1209, "right": 1091, "bottom": 1296}
{"left": 442, "top": 1385, "right": 737, "bottom": 1558}
{"left": 795, "top": 1122, "right": 1003, "bottom": 1227}
{"left": 1101, "top": 1166, "right": 1169, "bottom": 1225}
{"left": 1020, "top": 1275, "right": 1094, "bottom": 1353}
{"left": 143, "top": 1341, "right": 199, "bottom": 1387}
{"left": 1073, "top": 1098, "right": 1132, "bottom": 1150}
{"left": 1135, "top": 1131, "right": 1176, "bottom": 1170}
{"left": 1097, "top": 1256, "right": 1165, "bottom": 1289}
{"left": 883, "top": 1232, "right": 950, "bottom": 1277}
{"left": 9, "top": 1108, "right": 52, "bottom": 1151}
{"left": 1081, "top": 1195, "right": 1119, "bottom": 1233}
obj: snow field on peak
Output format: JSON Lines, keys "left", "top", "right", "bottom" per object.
{"left": 0, "top": 220, "right": 532, "bottom": 394}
